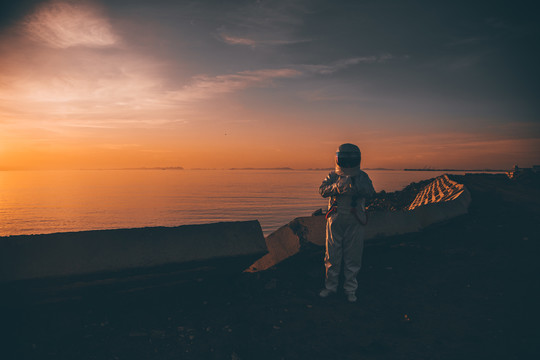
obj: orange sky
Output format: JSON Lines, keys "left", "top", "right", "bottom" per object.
{"left": 1, "top": 0, "right": 539, "bottom": 170}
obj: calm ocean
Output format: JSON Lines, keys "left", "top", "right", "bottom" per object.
{"left": 0, "top": 169, "right": 472, "bottom": 237}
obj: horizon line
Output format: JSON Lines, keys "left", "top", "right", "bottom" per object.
{"left": 0, "top": 167, "right": 511, "bottom": 172}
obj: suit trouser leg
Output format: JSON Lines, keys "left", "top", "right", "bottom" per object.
{"left": 324, "top": 214, "right": 342, "bottom": 292}
{"left": 342, "top": 220, "right": 365, "bottom": 294}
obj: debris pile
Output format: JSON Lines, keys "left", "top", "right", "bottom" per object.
{"left": 366, "top": 178, "right": 434, "bottom": 212}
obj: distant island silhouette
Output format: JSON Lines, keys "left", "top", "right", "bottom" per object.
{"left": 118, "top": 167, "right": 184, "bottom": 170}
{"left": 404, "top": 168, "right": 506, "bottom": 172}
{"left": 228, "top": 167, "right": 294, "bottom": 171}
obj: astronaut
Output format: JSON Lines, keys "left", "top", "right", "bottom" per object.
{"left": 319, "top": 143, "right": 375, "bottom": 302}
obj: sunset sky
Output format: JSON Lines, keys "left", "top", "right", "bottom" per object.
{"left": 1, "top": 0, "right": 538, "bottom": 170}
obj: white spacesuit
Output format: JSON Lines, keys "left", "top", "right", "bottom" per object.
{"left": 319, "top": 143, "right": 375, "bottom": 302}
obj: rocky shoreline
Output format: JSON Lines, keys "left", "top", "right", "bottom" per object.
{"left": 2, "top": 174, "right": 539, "bottom": 359}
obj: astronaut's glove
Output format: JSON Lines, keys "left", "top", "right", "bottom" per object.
{"left": 335, "top": 176, "right": 353, "bottom": 194}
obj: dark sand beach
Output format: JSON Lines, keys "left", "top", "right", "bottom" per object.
{"left": 2, "top": 174, "right": 539, "bottom": 359}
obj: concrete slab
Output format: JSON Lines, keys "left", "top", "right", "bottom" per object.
{"left": 0, "top": 221, "right": 267, "bottom": 283}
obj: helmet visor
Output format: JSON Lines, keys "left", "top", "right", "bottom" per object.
{"left": 336, "top": 151, "right": 360, "bottom": 168}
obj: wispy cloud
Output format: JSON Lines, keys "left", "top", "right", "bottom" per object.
{"left": 167, "top": 68, "right": 303, "bottom": 102}
{"left": 217, "top": 0, "right": 312, "bottom": 47}
{"left": 22, "top": 0, "right": 119, "bottom": 48}
{"left": 218, "top": 33, "right": 311, "bottom": 47}
{"left": 219, "top": 34, "right": 257, "bottom": 46}
{"left": 299, "top": 55, "right": 394, "bottom": 75}
{"left": 0, "top": 0, "right": 170, "bottom": 126}
{"left": 167, "top": 55, "right": 383, "bottom": 102}
{"left": 0, "top": 49, "right": 166, "bottom": 117}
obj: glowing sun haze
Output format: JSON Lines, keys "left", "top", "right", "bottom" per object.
{"left": 0, "top": 0, "right": 538, "bottom": 170}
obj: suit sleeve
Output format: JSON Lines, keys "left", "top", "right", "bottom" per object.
{"left": 352, "top": 173, "right": 376, "bottom": 199}
{"left": 319, "top": 172, "right": 340, "bottom": 198}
